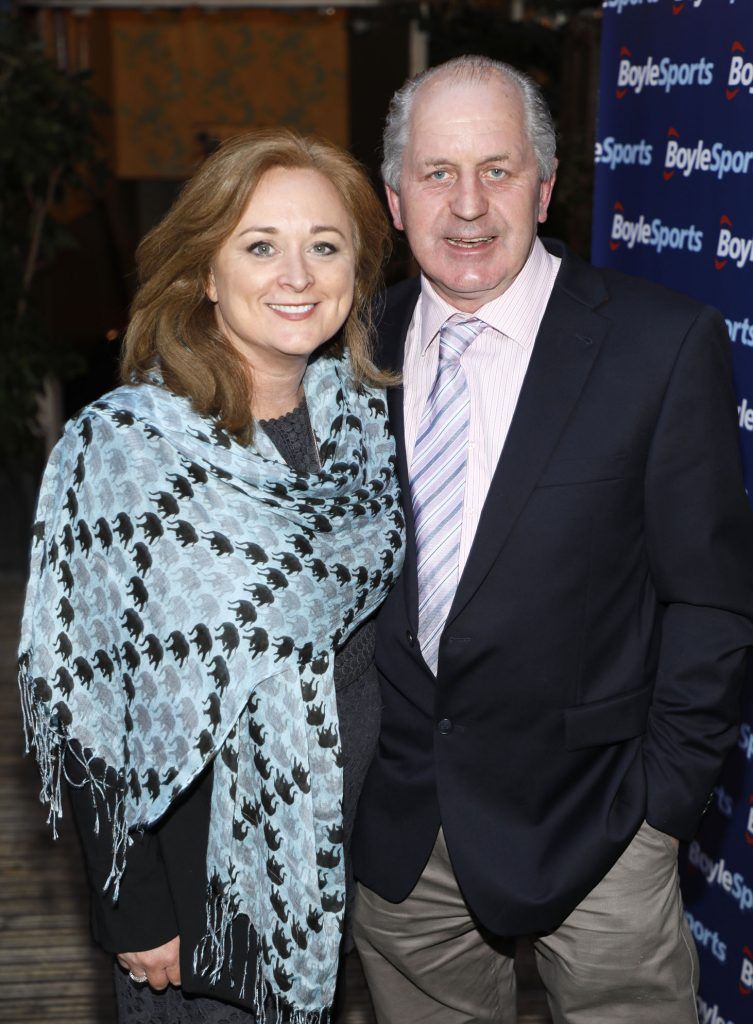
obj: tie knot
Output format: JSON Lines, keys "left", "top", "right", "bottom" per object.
{"left": 438, "top": 314, "right": 486, "bottom": 364}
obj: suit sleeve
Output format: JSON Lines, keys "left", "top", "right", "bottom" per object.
{"left": 642, "top": 305, "right": 753, "bottom": 841}
{"left": 65, "top": 743, "right": 178, "bottom": 953}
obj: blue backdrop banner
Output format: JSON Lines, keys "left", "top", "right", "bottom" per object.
{"left": 592, "top": 2, "right": 753, "bottom": 1022}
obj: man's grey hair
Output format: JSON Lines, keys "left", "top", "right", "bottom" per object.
{"left": 381, "top": 54, "right": 557, "bottom": 192}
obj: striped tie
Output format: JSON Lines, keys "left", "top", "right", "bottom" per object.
{"left": 410, "top": 314, "right": 486, "bottom": 674}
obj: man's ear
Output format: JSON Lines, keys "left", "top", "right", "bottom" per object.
{"left": 537, "top": 161, "right": 558, "bottom": 225}
{"left": 205, "top": 268, "right": 217, "bottom": 304}
{"left": 385, "top": 185, "right": 405, "bottom": 232}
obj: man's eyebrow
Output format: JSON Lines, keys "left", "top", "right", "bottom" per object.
{"left": 421, "top": 153, "right": 512, "bottom": 167}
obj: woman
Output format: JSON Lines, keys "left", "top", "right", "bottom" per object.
{"left": 18, "top": 128, "right": 404, "bottom": 1023}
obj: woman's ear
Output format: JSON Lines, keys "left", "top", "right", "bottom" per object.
{"left": 205, "top": 268, "right": 217, "bottom": 304}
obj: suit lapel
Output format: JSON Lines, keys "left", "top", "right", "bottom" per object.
{"left": 446, "top": 247, "right": 611, "bottom": 628}
{"left": 378, "top": 279, "right": 421, "bottom": 629}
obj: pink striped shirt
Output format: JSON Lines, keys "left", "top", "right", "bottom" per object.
{"left": 403, "top": 238, "right": 561, "bottom": 574}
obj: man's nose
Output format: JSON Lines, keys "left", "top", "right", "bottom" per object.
{"left": 278, "top": 251, "right": 314, "bottom": 291}
{"left": 449, "top": 175, "right": 489, "bottom": 221}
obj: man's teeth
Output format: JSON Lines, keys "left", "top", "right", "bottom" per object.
{"left": 269, "top": 303, "right": 315, "bottom": 313}
{"left": 447, "top": 237, "right": 493, "bottom": 247}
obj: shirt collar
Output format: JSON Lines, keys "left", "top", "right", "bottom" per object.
{"left": 418, "top": 237, "right": 556, "bottom": 354}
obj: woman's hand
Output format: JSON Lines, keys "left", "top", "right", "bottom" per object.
{"left": 117, "top": 935, "right": 181, "bottom": 990}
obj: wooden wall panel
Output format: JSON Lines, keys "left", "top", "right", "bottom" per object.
{"left": 110, "top": 8, "right": 348, "bottom": 179}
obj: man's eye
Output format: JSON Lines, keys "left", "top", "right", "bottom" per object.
{"left": 487, "top": 168, "right": 507, "bottom": 179}
{"left": 311, "top": 242, "right": 337, "bottom": 255}
{"left": 430, "top": 170, "right": 449, "bottom": 181}
{"left": 248, "top": 241, "right": 274, "bottom": 257}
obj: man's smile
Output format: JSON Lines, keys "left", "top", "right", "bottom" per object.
{"left": 445, "top": 236, "right": 496, "bottom": 249}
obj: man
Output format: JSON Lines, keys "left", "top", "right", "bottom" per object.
{"left": 351, "top": 55, "right": 753, "bottom": 1023}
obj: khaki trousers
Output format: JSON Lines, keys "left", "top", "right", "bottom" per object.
{"left": 353, "top": 822, "right": 699, "bottom": 1024}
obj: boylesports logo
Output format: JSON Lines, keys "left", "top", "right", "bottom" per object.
{"left": 602, "top": 0, "right": 659, "bottom": 13}
{"left": 727, "top": 318, "right": 753, "bottom": 346}
{"left": 616, "top": 46, "right": 714, "bottom": 98}
{"left": 727, "top": 41, "right": 753, "bottom": 100}
{"left": 715, "top": 216, "right": 753, "bottom": 270}
{"left": 740, "top": 399, "right": 753, "bottom": 433}
{"left": 685, "top": 909, "right": 727, "bottom": 963}
{"left": 604, "top": 0, "right": 736, "bottom": 15}
{"left": 602, "top": 0, "right": 713, "bottom": 14}
{"left": 595, "top": 135, "right": 653, "bottom": 170}
{"left": 697, "top": 998, "right": 736, "bottom": 1024}
{"left": 713, "top": 783, "right": 734, "bottom": 817}
{"left": 668, "top": 0, "right": 741, "bottom": 13}
{"left": 740, "top": 947, "right": 753, "bottom": 996}
{"left": 663, "top": 127, "right": 753, "bottom": 181}
{"left": 610, "top": 201, "right": 703, "bottom": 254}
{"left": 669, "top": 0, "right": 752, "bottom": 11}
{"left": 686, "top": 840, "right": 753, "bottom": 911}
{"left": 740, "top": 720, "right": 753, "bottom": 758}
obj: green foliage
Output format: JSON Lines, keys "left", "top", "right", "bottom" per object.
{"left": 0, "top": 13, "right": 106, "bottom": 466}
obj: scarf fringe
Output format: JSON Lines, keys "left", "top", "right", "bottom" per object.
{"left": 194, "top": 879, "right": 235, "bottom": 987}
{"left": 194, "top": 882, "right": 332, "bottom": 1024}
{"left": 18, "top": 649, "right": 129, "bottom": 901}
{"left": 19, "top": 652, "right": 64, "bottom": 839}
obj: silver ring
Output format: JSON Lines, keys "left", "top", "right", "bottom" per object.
{"left": 129, "top": 971, "right": 148, "bottom": 984}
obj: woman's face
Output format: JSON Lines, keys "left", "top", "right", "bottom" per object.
{"left": 206, "top": 166, "right": 356, "bottom": 378}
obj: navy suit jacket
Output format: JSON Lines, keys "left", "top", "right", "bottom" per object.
{"left": 352, "top": 238, "right": 753, "bottom": 936}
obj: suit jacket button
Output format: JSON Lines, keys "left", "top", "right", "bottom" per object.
{"left": 437, "top": 718, "right": 453, "bottom": 735}
{"left": 406, "top": 630, "right": 415, "bottom": 646}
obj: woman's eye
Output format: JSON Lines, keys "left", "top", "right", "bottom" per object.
{"left": 311, "top": 242, "right": 337, "bottom": 255}
{"left": 248, "top": 241, "right": 274, "bottom": 257}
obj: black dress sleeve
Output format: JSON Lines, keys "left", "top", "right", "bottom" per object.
{"left": 64, "top": 743, "right": 178, "bottom": 953}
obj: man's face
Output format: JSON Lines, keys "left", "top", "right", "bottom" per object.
{"left": 387, "top": 73, "right": 556, "bottom": 313}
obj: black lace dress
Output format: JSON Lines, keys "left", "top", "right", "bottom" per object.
{"left": 69, "top": 401, "right": 381, "bottom": 1022}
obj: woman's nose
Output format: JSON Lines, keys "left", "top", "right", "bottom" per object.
{"left": 277, "top": 251, "right": 314, "bottom": 291}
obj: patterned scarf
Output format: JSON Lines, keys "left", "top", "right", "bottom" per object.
{"left": 18, "top": 353, "right": 404, "bottom": 1022}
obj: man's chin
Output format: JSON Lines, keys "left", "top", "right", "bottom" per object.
{"left": 428, "top": 271, "right": 511, "bottom": 310}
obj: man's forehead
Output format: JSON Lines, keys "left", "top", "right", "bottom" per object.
{"left": 407, "top": 99, "right": 528, "bottom": 163}
{"left": 410, "top": 123, "right": 518, "bottom": 147}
